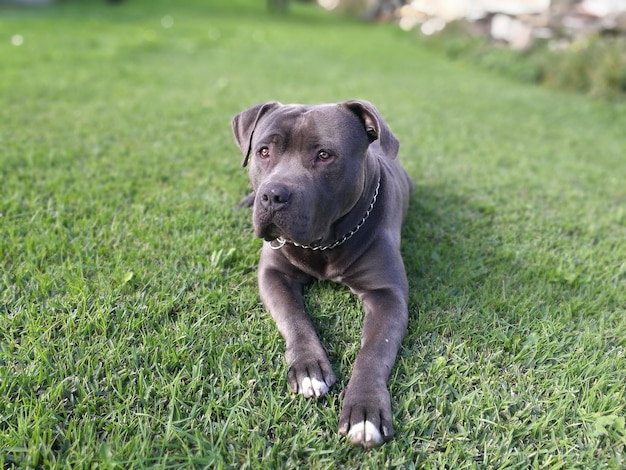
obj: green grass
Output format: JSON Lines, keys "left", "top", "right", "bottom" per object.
{"left": 1, "top": 0, "right": 625, "bottom": 467}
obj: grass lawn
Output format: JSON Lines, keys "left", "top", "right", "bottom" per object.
{"left": 1, "top": 0, "right": 625, "bottom": 467}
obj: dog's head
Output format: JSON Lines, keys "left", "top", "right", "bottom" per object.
{"left": 232, "top": 100, "right": 399, "bottom": 246}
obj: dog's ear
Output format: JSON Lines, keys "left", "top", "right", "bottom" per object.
{"left": 232, "top": 102, "right": 281, "bottom": 167}
{"left": 342, "top": 100, "right": 399, "bottom": 160}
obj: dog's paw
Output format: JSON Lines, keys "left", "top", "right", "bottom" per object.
{"left": 287, "top": 359, "right": 336, "bottom": 399}
{"left": 338, "top": 384, "right": 394, "bottom": 448}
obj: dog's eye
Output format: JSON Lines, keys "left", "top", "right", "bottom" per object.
{"left": 317, "top": 150, "right": 331, "bottom": 161}
{"left": 258, "top": 147, "right": 270, "bottom": 159}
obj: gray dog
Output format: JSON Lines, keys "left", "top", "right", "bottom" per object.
{"left": 232, "top": 100, "right": 411, "bottom": 448}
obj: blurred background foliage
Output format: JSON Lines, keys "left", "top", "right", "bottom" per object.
{"left": 424, "top": 25, "right": 626, "bottom": 100}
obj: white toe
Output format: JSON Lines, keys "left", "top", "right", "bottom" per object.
{"left": 300, "top": 377, "right": 328, "bottom": 398}
{"left": 348, "top": 420, "right": 383, "bottom": 448}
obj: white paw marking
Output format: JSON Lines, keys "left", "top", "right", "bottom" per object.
{"left": 348, "top": 420, "right": 384, "bottom": 448}
{"left": 300, "top": 377, "right": 329, "bottom": 398}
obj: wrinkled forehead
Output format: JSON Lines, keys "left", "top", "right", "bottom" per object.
{"left": 254, "top": 104, "right": 366, "bottom": 148}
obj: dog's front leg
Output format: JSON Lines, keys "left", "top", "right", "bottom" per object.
{"left": 338, "top": 284, "right": 408, "bottom": 448}
{"left": 258, "top": 248, "right": 337, "bottom": 399}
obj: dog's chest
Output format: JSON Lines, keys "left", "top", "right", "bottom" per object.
{"left": 283, "top": 248, "right": 347, "bottom": 281}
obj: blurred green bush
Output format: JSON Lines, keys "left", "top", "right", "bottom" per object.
{"left": 424, "top": 25, "right": 626, "bottom": 100}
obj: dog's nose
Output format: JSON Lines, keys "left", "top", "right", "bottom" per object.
{"left": 259, "top": 183, "right": 292, "bottom": 211}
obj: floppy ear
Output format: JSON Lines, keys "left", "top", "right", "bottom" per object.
{"left": 342, "top": 99, "right": 399, "bottom": 160}
{"left": 232, "top": 101, "right": 281, "bottom": 167}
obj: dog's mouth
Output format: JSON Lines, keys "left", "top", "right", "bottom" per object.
{"left": 258, "top": 223, "right": 282, "bottom": 242}
{"left": 255, "top": 204, "right": 293, "bottom": 241}
{"left": 254, "top": 197, "right": 326, "bottom": 246}
{"left": 257, "top": 220, "right": 324, "bottom": 247}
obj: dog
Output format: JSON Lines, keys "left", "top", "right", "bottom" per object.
{"left": 232, "top": 100, "right": 411, "bottom": 448}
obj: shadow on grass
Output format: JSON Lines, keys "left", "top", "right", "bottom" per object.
{"left": 402, "top": 184, "right": 483, "bottom": 334}
{"left": 401, "top": 179, "right": 622, "bottom": 341}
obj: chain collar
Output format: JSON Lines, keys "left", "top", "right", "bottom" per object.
{"left": 268, "top": 177, "right": 381, "bottom": 251}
